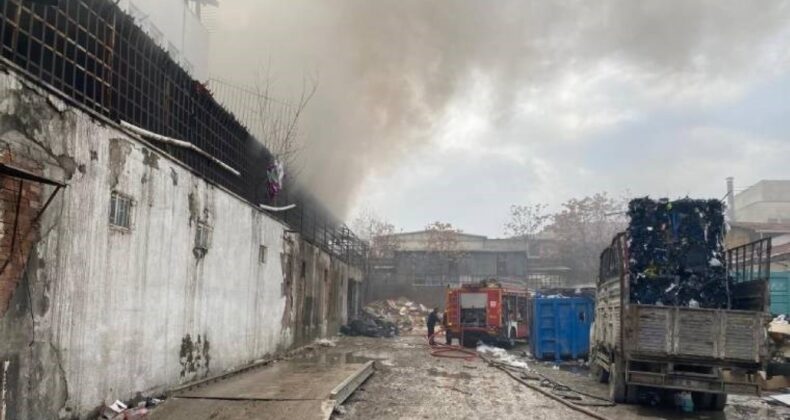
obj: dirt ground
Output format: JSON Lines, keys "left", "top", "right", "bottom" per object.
{"left": 321, "top": 334, "right": 790, "bottom": 420}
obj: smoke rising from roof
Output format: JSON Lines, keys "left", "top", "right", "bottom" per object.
{"left": 209, "top": 0, "right": 790, "bottom": 218}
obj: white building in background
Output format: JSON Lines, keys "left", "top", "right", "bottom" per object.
{"left": 733, "top": 180, "right": 790, "bottom": 224}
{"left": 118, "top": 0, "right": 217, "bottom": 80}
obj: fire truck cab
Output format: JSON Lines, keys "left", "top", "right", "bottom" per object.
{"left": 444, "top": 280, "right": 529, "bottom": 348}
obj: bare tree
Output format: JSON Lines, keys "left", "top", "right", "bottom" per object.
{"left": 252, "top": 67, "right": 318, "bottom": 173}
{"left": 504, "top": 203, "right": 551, "bottom": 238}
{"left": 208, "top": 68, "right": 318, "bottom": 177}
{"left": 424, "top": 221, "right": 463, "bottom": 255}
{"left": 547, "top": 192, "right": 628, "bottom": 283}
{"left": 351, "top": 209, "right": 401, "bottom": 258}
{"left": 423, "top": 221, "right": 468, "bottom": 285}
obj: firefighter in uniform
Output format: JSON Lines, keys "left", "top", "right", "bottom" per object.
{"left": 426, "top": 308, "right": 440, "bottom": 345}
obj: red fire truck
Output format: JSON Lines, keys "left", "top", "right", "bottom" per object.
{"left": 444, "top": 280, "right": 530, "bottom": 348}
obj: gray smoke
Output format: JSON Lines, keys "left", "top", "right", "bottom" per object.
{"left": 209, "top": 0, "right": 790, "bottom": 216}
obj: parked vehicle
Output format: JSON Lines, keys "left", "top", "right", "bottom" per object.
{"left": 444, "top": 280, "right": 529, "bottom": 347}
{"left": 591, "top": 232, "right": 772, "bottom": 410}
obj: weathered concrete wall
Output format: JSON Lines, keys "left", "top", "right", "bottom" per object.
{"left": 0, "top": 68, "right": 361, "bottom": 419}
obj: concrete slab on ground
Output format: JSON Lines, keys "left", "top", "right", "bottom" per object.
{"left": 178, "top": 361, "right": 367, "bottom": 400}
{"left": 149, "top": 399, "right": 334, "bottom": 420}
{"left": 150, "top": 360, "right": 373, "bottom": 420}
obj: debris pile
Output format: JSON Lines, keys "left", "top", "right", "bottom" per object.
{"left": 100, "top": 397, "right": 163, "bottom": 419}
{"left": 340, "top": 298, "right": 431, "bottom": 338}
{"left": 340, "top": 313, "right": 398, "bottom": 338}
{"left": 770, "top": 315, "right": 790, "bottom": 361}
{"left": 627, "top": 198, "right": 729, "bottom": 308}
{"left": 364, "top": 298, "right": 432, "bottom": 332}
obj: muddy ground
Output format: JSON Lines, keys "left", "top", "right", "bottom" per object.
{"left": 320, "top": 334, "right": 790, "bottom": 420}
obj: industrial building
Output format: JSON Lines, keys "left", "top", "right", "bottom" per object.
{"left": 0, "top": 1, "right": 366, "bottom": 418}
{"left": 367, "top": 230, "right": 568, "bottom": 307}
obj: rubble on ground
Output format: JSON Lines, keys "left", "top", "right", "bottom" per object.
{"left": 100, "top": 397, "right": 163, "bottom": 419}
{"left": 770, "top": 315, "right": 790, "bottom": 361}
{"left": 340, "top": 297, "right": 431, "bottom": 337}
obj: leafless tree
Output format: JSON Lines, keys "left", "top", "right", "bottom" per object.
{"left": 423, "top": 221, "right": 468, "bottom": 283}
{"left": 504, "top": 203, "right": 551, "bottom": 238}
{"left": 351, "top": 209, "right": 402, "bottom": 258}
{"left": 547, "top": 192, "right": 628, "bottom": 283}
{"left": 252, "top": 67, "right": 318, "bottom": 174}
{"left": 208, "top": 67, "right": 318, "bottom": 176}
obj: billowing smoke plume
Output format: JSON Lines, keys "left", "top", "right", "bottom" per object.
{"left": 209, "top": 0, "right": 790, "bottom": 216}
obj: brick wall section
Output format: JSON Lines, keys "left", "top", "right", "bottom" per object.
{"left": 0, "top": 153, "right": 43, "bottom": 317}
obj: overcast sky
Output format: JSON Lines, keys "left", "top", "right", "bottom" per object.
{"left": 210, "top": 1, "right": 790, "bottom": 237}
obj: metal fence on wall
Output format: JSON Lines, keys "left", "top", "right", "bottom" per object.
{"left": 0, "top": 0, "right": 367, "bottom": 266}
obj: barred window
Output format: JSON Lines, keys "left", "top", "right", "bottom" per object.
{"left": 259, "top": 245, "right": 267, "bottom": 264}
{"left": 195, "top": 222, "right": 211, "bottom": 251}
{"left": 109, "top": 192, "right": 133, "bottom": 229}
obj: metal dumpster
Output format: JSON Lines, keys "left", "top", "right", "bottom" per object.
{"left": 771, "top": 272, "right": 790, "bottom": 315}
{"left": 531, "top": 296, "right": 594, "bottom": 361}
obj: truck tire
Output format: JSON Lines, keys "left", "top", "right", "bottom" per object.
{"left": 710, "top": 393, "right": 727, "bottom": 411}
{"left": 625, "top": 385, "right": 639, "bottom": 404}
{"left": 608, "top": 361, "right": 626, "bottom": 403}
{"left": 462, "top": 335, "right": 478, "bottom": 348}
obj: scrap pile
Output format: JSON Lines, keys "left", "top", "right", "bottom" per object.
{"left": 340, "top": 297, "right": 431, "bottom": 338}
{"left": 364, "top": 297, "right": 432, "bottom": 332}
{"left": 627, "top": 198, "right": 729, "bottom": 308}
{"left": 770, "top": 315, "right": 790, "bottom": 361}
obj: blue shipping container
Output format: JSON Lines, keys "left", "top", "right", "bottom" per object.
{"left": 771, "top": 272, "right": 790, "bottom": 315}
{"left": 531, "top": 297, "right": 594, "bottom": 361}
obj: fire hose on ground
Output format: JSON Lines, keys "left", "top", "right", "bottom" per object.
{"left": 423, "top": 328, "right": 615, "bottom": 420}
{"left": 424, "top": 328, "right": 478, "bottom": 360}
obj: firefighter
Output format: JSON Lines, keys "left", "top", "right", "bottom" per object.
{"left": 426, "top": 308, "right": 440, "bottom": 346}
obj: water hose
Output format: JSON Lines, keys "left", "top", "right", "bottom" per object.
{"left": 479, "top": 353, "right": 615, "bottom": 420}
{"left": 425, "top": 329, "right": 478, "bottom": 361}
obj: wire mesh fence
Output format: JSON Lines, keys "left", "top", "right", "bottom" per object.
{"left": 0, "top": 0, "right": 367, "bottom": 265}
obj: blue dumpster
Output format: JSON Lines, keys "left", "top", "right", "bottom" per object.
{"left": 771, "top": 272, "right": 790, "bottom": 315}
{"left": 530, "top": 297, "right": 594, "bottom": 361}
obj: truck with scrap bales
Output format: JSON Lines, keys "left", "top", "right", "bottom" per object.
{"left": 590, "top": 198, "right": 772, "bottom": 410}
{"left": 444, "top": 279, "right": 529, "bottom": 348}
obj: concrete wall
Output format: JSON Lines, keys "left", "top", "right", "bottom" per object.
{"left": 0, "top": 69, "right": 361, "bottom": 418}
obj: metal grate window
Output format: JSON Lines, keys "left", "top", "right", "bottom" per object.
{"left": 258, "top": 244, "right": 267, "bottom": 264}
{"left": 109, "top": 192, "right": 132, "bottom": 229}
{"left": 1, "top": 359, "right": 9, "bottom": 420}
{"left": 195, "top": 222, "right": 211, "bottom": 250}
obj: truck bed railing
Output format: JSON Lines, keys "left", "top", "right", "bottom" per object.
{"left": 726, "top": 238, "right": 772, "bottom": 311}
{"left": 726, "top": 238, "right": 772, "bottom": 284}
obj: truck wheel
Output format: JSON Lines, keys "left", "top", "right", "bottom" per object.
{"left": 462, "top": 336, "right": 478, "bottom": 348}
{"left": 625, "top": 385, "right": 639, "bottom": 404}
{"left": 608, "top": 361, "right": 626, "bottom": 403}
{"left": 710, "top": 393, "right": 727, "bottom": 411}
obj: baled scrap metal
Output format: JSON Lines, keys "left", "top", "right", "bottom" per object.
{"left": 626, "top": 198, "right": 729, "bottom": 308}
